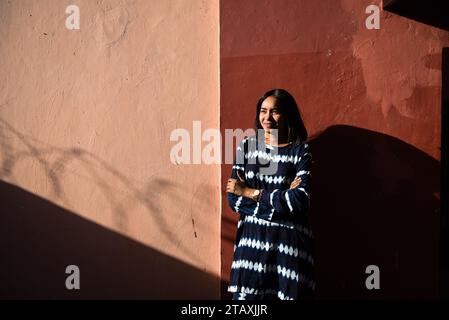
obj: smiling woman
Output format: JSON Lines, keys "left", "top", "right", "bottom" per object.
{"left": 226, "top": 88, "right": 314, "bottom": 300}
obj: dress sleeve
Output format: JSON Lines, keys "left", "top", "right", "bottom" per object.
{"left": 227, "top": 141, "right": 312, "bottom": 221}
{"left": 258, "top": 143, "right": 312, "bottom": 220}
{"left": 227, "top": 138, "right": 262, "bottom": 216}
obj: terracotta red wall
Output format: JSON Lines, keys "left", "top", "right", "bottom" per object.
{"left": 1, "top": 0, "right": 447, "bottom": 300}
{"left": 220, "top": 0, "right": 449, "bottom": 299}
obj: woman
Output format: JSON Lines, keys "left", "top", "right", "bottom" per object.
{"left": 226, "top": 88, "right": 314, "bottom": 300}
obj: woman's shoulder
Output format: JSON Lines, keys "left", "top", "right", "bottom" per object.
{"left": 301, "top": 143, "right": 312, "bottom": 163}
{"left": 298, "top": 141, "right": 311, "bottom": 152}
{"left": 237, "top": 136, "right": 311, "bottom": 155}
{"left": 236, "top": 135, "right": 257, "bottom": 150}
{"left": 291, "top": 141, "right": 311, "bottom": 157}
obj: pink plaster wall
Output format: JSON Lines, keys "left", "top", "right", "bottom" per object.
{"left": 0, "top": 0, "right": 220, "bottom": 298}
{"left": 220, "top": 0, "right": 449, "bottom": 299}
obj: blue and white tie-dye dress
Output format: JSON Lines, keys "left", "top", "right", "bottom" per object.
{"left": 227, "top": 136, "right": 315, "bottom": 300}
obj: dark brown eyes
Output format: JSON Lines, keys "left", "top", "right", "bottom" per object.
{"left": 260, "top": 109, "right": 280, "bottom": 113}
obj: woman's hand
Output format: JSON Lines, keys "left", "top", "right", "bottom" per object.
{"left": 289, "top": 177, "right": 302, "bottom": 189}
{"left": 226, "top": 171, "right": 247, "bottom": 196}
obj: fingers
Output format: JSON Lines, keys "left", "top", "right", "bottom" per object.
{"left": 226, "top": 178, "right": 236, "bottom": 193}
{"left": 237, "top": 171, "right": 245, "bottom": 182}
{"left": 227, "top": 175, "right": 245, "bottom": 195}
{"left": 293, "top": 177, "right": 302, "bottom": 184}
{"left": 289, "top": 177, "right": 302, "bottom": 189}
{"left": 226, "top": 180, "right": 242, "bottom": 196}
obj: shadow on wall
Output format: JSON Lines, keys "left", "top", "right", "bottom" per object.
{"left": 0, "top": 117, "right": 209, "bottom": 267}
{"left": 220, "top": 213, "right": 239, "bottom": 299}
{"left": 221, "top": 125, "right": 440, "bottom": 299}
{"left": 309, "top": 125, "right": 440, "bottom": 299}
{"left": 383, "top": 0, "right": 449, "bottom": 32}
{"left": 0, "top": 180, "right": 218, "bottom": 299}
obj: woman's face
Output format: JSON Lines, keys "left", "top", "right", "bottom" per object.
{"left": 259, "top": 96, "right": 287, "bottom": 134}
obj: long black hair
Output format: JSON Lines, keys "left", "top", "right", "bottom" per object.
{"left": 255, "top": 88, "right": 308, "bottom": 145}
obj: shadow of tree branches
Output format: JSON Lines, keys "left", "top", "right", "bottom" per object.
{"left": 0, "top": 117, "right": 210, "bottom": 265}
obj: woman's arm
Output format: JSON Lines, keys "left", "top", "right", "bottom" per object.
{"left": 227, "top": 141, "right": 312, "bottom": 221}
{"left": 258, "top": 143, "right": 312, "bottom": 220}
{"left": 226, "top": 138, "right": 263, "bottom": 215}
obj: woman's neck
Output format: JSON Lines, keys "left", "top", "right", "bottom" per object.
{"left": 264, "top": 131, "right": 289, "bottom": 146}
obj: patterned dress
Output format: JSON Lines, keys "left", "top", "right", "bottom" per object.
{"left": 227, "top": 136, "right": 315, "bottom": 300}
